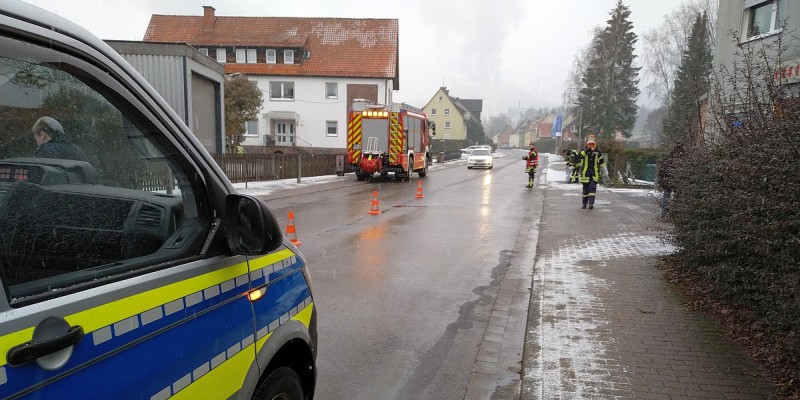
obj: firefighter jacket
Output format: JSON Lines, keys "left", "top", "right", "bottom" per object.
{"left": 577, "top": 148, "right": 605, "bottom": 183}
{"left": 566, "top": 149, "right": 579, "bottom": 166}
{"left": 524, "top": 148, "right": 539, "bottom": 168}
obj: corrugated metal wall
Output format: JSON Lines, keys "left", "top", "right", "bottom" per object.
{"left": 121, "top": 54, "right": 187, "bottom": 123}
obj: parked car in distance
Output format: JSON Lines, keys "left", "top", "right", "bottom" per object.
{"left": 461, "top": 145, "right": 492, "bottom": 155}
{"left": 0, "top": 2, "right": 316, "bottom": 399}
{"left": 467, "top": 148, "right": 494, "bottom": 169}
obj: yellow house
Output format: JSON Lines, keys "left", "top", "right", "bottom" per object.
{"left": 423, "top": 87, "right": 478, "bottom": 141}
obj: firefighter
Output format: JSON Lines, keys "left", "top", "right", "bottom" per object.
{"left": 576, "top": 139, "right": 607, "bottom": 209}
{"left": 562, "top": 148, "right": 580, "bottom": 183}
{"left": 522, "top": 142, "right": 538, "bottom": 188}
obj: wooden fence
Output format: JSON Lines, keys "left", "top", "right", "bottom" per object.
{"left": 132, "top": 151, "right": 466, "bottom": 189}
{"left": 211, "top": 153, "right": 344, "bottom": 183}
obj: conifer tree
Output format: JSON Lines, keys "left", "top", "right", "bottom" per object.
{"left": 578, "top": 0, "right": 640, "bottom": 139}
{"left": 663, "top": 12, "right": 712, "bottom": 146}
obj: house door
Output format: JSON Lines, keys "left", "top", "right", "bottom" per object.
{"left": 275, "top": 120, "right": 295, "bottom": 146}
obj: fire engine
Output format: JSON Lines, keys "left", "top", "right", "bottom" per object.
{"left": 347, "top": 100, "right": 436, "bottom": 181}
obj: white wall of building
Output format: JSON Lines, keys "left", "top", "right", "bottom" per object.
{"left": 241, "top": 76, "right": 393, "bottom": 149}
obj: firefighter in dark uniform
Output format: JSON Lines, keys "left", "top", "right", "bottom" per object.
{"left": 522, "top": 142, "right": 538, "bottom": 188}
{"left": 564, "top": 148, "right": 580, "bottom": 183}
{"left": 577, "top": 139, "right": 606, "bottom": 209}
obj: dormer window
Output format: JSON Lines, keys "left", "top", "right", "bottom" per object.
{"left": 284, "top": 50, "right": 294, "bottom": 64}
{"left": 235, "top": 48, "right": 258, "bottom": 63}
{"left": 267, "top": 49, "right": 276, "bottom": 64}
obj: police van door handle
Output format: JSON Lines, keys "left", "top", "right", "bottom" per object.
{"left": 6, "top": 325, "right": 84, "bottom": 366}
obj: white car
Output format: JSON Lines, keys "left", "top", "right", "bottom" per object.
{"left": 467, "top": 148, "right": 493, "bottom": 169}
{"left": 461, "top": 145, "right": 492, "bottom": 155}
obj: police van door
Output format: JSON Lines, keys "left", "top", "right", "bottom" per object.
{"left": 0, "top": 22, "right": 258, "bottom": 399}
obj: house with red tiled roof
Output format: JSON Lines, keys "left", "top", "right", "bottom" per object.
{"left": 144, "top": 6, "right": 398, "bottom": 150}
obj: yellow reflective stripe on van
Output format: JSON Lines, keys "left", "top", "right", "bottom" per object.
{"left": 67, "top": 248, "right": 295, "bottom": 333}
{"left": 0, "top": 248, "right": 296, "bottom": 366}
{"left": 173, "top": 303, "right": 314, "bottom": 399}
{"left": 171, "top": 339, "right": 255, "bottom": 400}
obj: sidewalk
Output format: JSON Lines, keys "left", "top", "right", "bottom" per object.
{"left": 520, "top": 156, "right": 775, "bottom": 399}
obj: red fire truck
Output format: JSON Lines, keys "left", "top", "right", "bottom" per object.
{"left": 346, "top": 100, "right": 436, "bottom": 181}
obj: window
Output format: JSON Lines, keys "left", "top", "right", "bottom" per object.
{"left": 0, "top": 47, "right": 210, "bottom": 301}
{"left": 444, "top": 109, "right": 450, "bottom": 115}
{"left": 270, "top": 81, "right": 294, "bottom": 100}
{"left": 244, "top": 119, "right": 258, "bottom": 137}
{"left": 267, "top": 49, "right": 276, "bottom": 64}
{"left": 445, "top": 121, "right": 451, "bottom": 128}
{"left": 570, "top": 125, "right": 578, "bottom": 133}
{"left": 198, "top": 48, "right": 208, "bottom": 56}
{"left": 438, "top": 96, "right": 443, "bottom": 101}
{"left": 284, "top": 50, "right": 294, "bottom": 64}
{"left": 325, "top": 82, "right": 338, "bottom": 99}
{"left": 431, "top": 108, "right": 437, "bottom": 115}
{"left": 744, "top": 0, "right": 786, "bottom": 38}
{"left": 236, "top": 48, "right": 257, "bottom": 64}
{"left": 326, "top": 121, "right": 338, "bottom": 137}
{"left": 216, "top": 48, "right": 226, "bottom": 63}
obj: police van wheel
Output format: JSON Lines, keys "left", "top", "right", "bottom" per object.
{"left": 252, "top": 367, "right": 304, "bottom": 400}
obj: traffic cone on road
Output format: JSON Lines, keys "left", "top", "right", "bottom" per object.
{"left": 415, "top": 180, "right": 424, "bottom": 199}
{"left": 285, "top": 211, "right": 302, "bottom": 246}
{"left": 369, "top": 191, "right": 382, "bottom": 215}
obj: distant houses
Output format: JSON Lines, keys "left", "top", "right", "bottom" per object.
{"left": 422, "top": 87, "right": 482, "bottom": 141}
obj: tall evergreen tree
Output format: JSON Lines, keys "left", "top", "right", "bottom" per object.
{"left": 662, "top": 12, "right": 712, "bottom": 146}
{"left": 578, "top": 0, "right": 640, "bottom": 140}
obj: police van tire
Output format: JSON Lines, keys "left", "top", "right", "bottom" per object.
{"left": 252, "top": 367, "right": 304, "bottom": 400}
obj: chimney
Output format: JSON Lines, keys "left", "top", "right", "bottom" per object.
{"left": 202, "top": 6, "right": 216, "bottom": 32}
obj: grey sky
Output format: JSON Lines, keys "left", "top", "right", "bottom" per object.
{"left": 22, "top": 0, "right": 689, "bottom": 117}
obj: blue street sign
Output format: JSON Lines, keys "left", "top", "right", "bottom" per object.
{"left": 552, "top": 115, "right": 563, "bottom": 137}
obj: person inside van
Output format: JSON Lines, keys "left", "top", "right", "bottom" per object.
{"left": 32, "top": 116, "right": 89, "bottom": 162}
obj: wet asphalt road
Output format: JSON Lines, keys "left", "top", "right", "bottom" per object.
{"left": 255, "top": 150, "right": 539, "bottom": 399}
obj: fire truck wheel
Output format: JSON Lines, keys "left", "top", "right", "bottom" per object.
{"left": 403, "top": 159, "right": 412, "bottom": 181}
{"left": 417, "top": 160, "right": 428, "bottom": 178}
{"left": 356, "top": 173, "right": 369, "bottom": 181}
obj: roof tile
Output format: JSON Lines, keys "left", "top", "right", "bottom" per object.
{"left": 144, "top": 14, "right": 398, "bottom": 81}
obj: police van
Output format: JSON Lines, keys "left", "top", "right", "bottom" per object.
{"left": 0, "top": 1, "right": 316, "bottom": 399}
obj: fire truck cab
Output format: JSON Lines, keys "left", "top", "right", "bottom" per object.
{"left": 347, "top": 100, "right": 435, "bottom": 181}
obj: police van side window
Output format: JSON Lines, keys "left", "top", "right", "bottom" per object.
{"left": 0, "top": 42, "right": 211, "bottom": 304}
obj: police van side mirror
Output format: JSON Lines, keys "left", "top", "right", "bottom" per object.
{"left": 225, "top": 194, "right": 283, "bottom": 255}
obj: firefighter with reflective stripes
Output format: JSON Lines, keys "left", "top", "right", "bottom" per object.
{"left": 562, "top": 148, "right": 580, "bottom": 183}
{"left": 522, "top": 142, "right": 538, "bottom": 188}
{"left": 577, "top": 139, "right": 607, "bottom": 209}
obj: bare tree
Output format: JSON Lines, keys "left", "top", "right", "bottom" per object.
{"left": 641, "top": 0, "right": 717, "bottom": 106}
{"left": 562, "top": 26, "right": 602, "bottom": 108}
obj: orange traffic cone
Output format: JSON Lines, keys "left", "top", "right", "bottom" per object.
{"left": 285, "top": 211, "right": 302, "bottom": 246}
{"left": 415, "top": 180, "right": 424, "bottom": 199}
{"left": 369, "top": 191, "right": 382, "bottom": 215}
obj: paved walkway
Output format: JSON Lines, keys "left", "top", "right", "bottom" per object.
{"left": 519, "top": 155, "right": 775, "bottom": 400}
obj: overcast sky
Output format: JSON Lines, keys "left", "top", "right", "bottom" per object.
{"left": 22, "top": 0, "right": 690, "bottom": 117}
